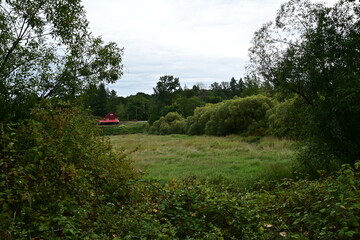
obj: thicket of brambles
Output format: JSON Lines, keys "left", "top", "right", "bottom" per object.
{"left": 1, "top": 0, "right": 359, "bottom": 239}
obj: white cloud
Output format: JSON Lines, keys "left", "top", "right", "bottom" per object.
{"left": 82, "top": 0, "right": 339, "bottom": 96}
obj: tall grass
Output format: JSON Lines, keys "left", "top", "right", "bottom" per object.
{"left": 99, "top": 121, "right": 148, "bottom": 135}
{"left": 109, "top": 134, "right": 295, "bottom": 188}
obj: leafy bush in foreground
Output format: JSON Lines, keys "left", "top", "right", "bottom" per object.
{"left": 0, "top": 101, "right": 136, "bottom": 239}
{"left": 114, "top": 162, "right": 360, "bottom": 239}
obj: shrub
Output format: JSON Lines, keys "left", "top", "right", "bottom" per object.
{"left": 0, "top": 101, "right": 136, "bottom": 239}
{"left": 149, "top": 112, "right": 186, "bottom": 135}
{"left": 112, "top": 162, "right": 360, "bottom": 239}
{"left": 266, "top": 97, "right": 309, "bottom": 139}
{"left": 186, "top": 103, "right": 217, "bottom": 135}
{"left": 295, "top": 141, "right": 343, "bottom": 178}
{"left": 187, "top": 95, "right": 274, "bottom": 136}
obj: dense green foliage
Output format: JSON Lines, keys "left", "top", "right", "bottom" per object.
{"left": 187, "top": 95, "right": 274, "bottom": 136}
{"left": 0, "top": 102, "right": 136, "bottom": 239}
{"left": 0, "top": 0, "right": 123, "bottom": 122}
{"left": 149, "top": 76, "right": 182, "bottom": 123}
{"left": 148, "top": 95, "right": 274, "bottom": 136}
{"left": 266, "top": 97, "right": 308, "bottom": 139}
{"left": 82, "top": 74, "right": 269, "bottom": 123}
{"left": 123, "top": 93, "right": 150, "bottom": 120}
{"left": 164, "top": 96, "right": 204, "bottom": 118}
{"left": 249, "top": 0, "right": 360, "bottom": 171}
{"left": 148, "top": 112, "right": 186, "bottom": 135}
{"left": 101, "top": 162, "right": 360, "bottom": 239}
{"left": 82, "top": 83, "right": 121, "bottom": 117}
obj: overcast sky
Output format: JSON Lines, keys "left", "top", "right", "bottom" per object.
{"left": 82, "top": 0, "right": 336, "bottom": 97}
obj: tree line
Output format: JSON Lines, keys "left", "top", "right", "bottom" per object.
{"left": 82, "top": 74, "right": 267, "bottom": 122}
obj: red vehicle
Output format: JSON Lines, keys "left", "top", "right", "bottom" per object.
{"left": 98, "top": 112, "right": 120, "bottom": 125}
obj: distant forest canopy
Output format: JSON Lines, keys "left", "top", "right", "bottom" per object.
{"left": 83, "top": 74, "right": 266, "bottom": 121}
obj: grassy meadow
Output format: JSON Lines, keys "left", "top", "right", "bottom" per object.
{"left": 109, "top": 134, "right": 295, "bottom": 187}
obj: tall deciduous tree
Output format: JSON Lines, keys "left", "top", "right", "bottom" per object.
{"left": 94, "top": 83, "right": 108, "bottom": 117}
{"left": 149, "top": 75, "right": 181, "bottom": 123}
{"left": 0, "top": 0, "right": 123, "bottom": 121}
{"left": 126, "top": 93, "right": 150, "bottom": 120}
{"left": 249, "top": 0, "right": 360, "bottom": 171}
{"left": 153, "top": 75, "right": 180, "bottom": 101}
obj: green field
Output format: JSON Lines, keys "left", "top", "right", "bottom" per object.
{"left": 109, "top": 134, "right": 295, "bottom": 187}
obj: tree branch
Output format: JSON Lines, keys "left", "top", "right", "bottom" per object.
{"left": 0, "top": 20, "right": 31, "bottom": 72}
